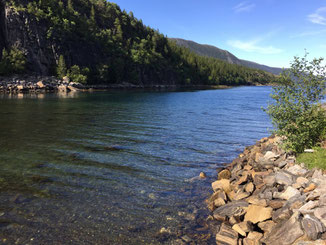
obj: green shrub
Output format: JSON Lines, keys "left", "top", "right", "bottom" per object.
{"left": 265, "top": 53, "right": 326, "bottom": 153}
{"left": 67, "top": 65, "right": 88, "bottom": 84}
{"left": 0, "top": 47, "right": 26, "bottom": 75}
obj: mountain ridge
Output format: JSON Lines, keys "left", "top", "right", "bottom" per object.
{"left": 170, "top": 38, "right": 283, "bottom": 75}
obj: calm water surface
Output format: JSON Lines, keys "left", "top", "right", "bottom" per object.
{"left": 0, "top": 87, "right": 272, "bottom": 244}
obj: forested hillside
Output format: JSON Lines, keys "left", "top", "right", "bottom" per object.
{"left": 0, "top": 0, "right": 278, "bottom": 86}
{"left": 171, "top": 38, "right": 283, "bottom": 75}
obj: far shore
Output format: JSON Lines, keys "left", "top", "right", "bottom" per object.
{"left": 0, "top": 75, "right": 272, "bottom": 94}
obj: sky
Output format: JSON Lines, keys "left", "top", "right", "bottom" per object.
{"left": 112, "top": 0, "right": 326, "bottom": 68}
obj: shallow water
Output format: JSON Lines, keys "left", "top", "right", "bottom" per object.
{"left": 0, "top": 87, "right": 272, "bottom": 244}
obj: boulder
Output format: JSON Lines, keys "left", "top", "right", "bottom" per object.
{"left": 247, "top": 232, "right": 263, "bottom": 241}
{"left": 293, "top": 177, "right": 309, "bottom": 189}
{"left": 275, "top": 171, "right": 294, "bottom": 186}
{"left": 268, "top": 199, "right": 286, "bottom": 209}
{"left": 199, "top": 172, "right": 206, "bottom": 179}
{"left": 232, "top": 224, "right": 246, "bottom": 236}
{"left": 244, "top": 182, "right": 254, "bottom": 193}
{"left": 301, "top": 214, "right": 325, "bottom": 240}
{"left": 257, "top": 220, "right": 276, "bottom": 234}
{"left": 216, "top": 223, "right": 238, "bottom": 245}
{"left": 218, "top": 169, "right": 231, "bottom": 180}
{"left": 279, "top": 186, "right": 301, "bottom": 200}
{"left": 272, "top": 206, "right": 292, "bottom": 223}
{"left": 236, "top": 173, "right": 249, "bottom": 185}
{"left": 212, "top": 179, "right": 231, "bottom": 193}
{"left": 314, "top": 207, "right": 326, "bottom": 227}
{"left": 243, "top": 238, "right": 259, "bottom": 245}
{"left": 287, "top": 165, "right": 308, "bottom": 176}
{"left": 244, "top": 205, "right": 273, "bottom": 224}
{"left": 246, "top": 196, "right": 267, "bottom": 207}
{"left": 213, "top": 201, "right": 248, "bottom": 220}
{"left": 298, "top": 201, "right": 319, "bottom": 215}
{"left": 262, "top": 212, "right": 304, "bottom": 245}
{"left": 214, "top": 197, "right": 226, "bottom": 207}
{"left": 304, "top": 183, "right": 317, "bottom": 193}
{"left": 263, "top": 174, "right": 276, "bottom": 186}
{"left": 37, "top": 81, "right": 45, "bottom": 88}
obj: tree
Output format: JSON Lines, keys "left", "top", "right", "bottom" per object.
{"left": 56, "top": 55, "right": 67, "bottom": 78}
{"left": 265, "top": 52, "right": 326, "bottom": 153}
{"left": 0, "top": 47, "right": 26, "bottom": 75}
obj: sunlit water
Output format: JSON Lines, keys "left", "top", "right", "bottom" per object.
{"left": 0, "top": 87, "right": 272, "bottom": 244}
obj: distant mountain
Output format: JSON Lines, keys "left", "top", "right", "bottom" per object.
{"left": 170, "top": 38, "right": 283, "bottom": 75}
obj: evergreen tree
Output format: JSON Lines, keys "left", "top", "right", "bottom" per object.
{"left": 57, "top": 55, "right": 67, "bottom": 79}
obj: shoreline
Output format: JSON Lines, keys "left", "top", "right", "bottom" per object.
{"left": 0, "top": 75, "right": 267, "bottom": 94}
{"left": 206, "top": 135, "right": 326, "bottom": 244}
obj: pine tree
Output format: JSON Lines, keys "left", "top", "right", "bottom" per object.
{"left": 57, "top": 55, "right": 67, "bottom": 79}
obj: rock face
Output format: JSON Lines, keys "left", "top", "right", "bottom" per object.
{"left": 206, "top": 135, "right": 326, "bottom": 244}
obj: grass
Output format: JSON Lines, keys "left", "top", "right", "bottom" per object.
{"left": 297, "top": 146, "right": 326, "bottom": 169}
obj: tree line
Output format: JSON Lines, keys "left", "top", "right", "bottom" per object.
{"left": 1, "top": 0, "right": 278, "bottom": 86}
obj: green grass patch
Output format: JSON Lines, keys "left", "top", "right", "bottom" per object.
{"left": 297, "top": 147, "right": 326, "bottom": 169}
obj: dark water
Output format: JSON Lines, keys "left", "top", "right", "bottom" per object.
{"left": 0, "top": 87, "right": 272, "bottom": 244}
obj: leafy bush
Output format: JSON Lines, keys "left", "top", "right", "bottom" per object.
{"left": 67, "top": 65, "right": 88, "bottom": 84}
{"left": 0, "top": 47, "right": 26, "bottom": 75}
{"left": 266, "top": 53, "right": 326, "bottom": 153}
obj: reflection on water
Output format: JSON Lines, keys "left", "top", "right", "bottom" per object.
{"left": 0, "top": 87, "right": 272, "bottom": 244}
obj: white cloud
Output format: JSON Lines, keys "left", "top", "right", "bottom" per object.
{"left": 227, "top": 39, "right": 283, "bottom": 54}
{"left": 292, "top": 29, "right": 326, "bottom": 38}
{"left": 308, "top": 7, "right": 326, "bottom": 25}
{"left": 233, "top": 1, "right": 256, "bottom": 13}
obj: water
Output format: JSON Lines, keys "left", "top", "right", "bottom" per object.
{"left": 0, "top": 87, "right": 272, "bottom": 244}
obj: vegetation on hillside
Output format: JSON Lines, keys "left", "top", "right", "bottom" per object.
{"left": 266, "top": 53, "right": 326, "bottom": 153}
{"left": 171, "top": 38, "right": 283, "bottom": 75}
{"left": 0, "top": 47, "right": 26, "bottom": 75}
{"left": 2, "top": 0, "right": 278, "bottom": 85}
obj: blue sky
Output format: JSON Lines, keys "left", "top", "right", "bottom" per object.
{"left": 112, "top": 0, "right": 326, "bottom": 68}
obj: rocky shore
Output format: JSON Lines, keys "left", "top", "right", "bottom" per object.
{"left": 0, "top": 76, "right": 86, "bottom": 93}
{"left": 0, "top": 76, "right": 233, "bottom": 94}
{"left": 206, "top": 135, "right": 326, "bottom": 245}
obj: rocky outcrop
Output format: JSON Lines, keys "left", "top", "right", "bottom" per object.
{"left": 0, "top": 76, "right": 85, "bottom": 93}
{"left": 207, "top": 136, "right": 326, "bottom": 244}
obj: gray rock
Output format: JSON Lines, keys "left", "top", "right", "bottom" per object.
{"left": 275, "top": 171, "right": 294, "bottom": 186}
{"left": 272, "top": 205, "right": 292, "bottom": 223}
{"left": 287, "top": 165, "right": 308, "bottom": 176}
{"left": 279, "top": 186, "right": 301, "bottom": 200}
{"left": 298, "top": 201, "right": 319, "bottom": 215}
{"left": 213, "top": 201, "right": 248, "bottom": 220}
{"left": 277, "top": 160, "right": 288, "bottom": 168}
{"left": 314, "top": 207, "right": 326, "bottom": 227}
{"left": 302, "top": 214, "right": 325, "bottom": 240}
{"left": 262, "top": 212, "right": 304, "bottom": 245}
